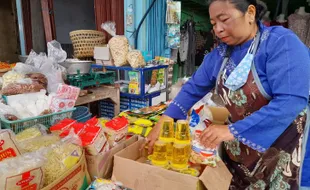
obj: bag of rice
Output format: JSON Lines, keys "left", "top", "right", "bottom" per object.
{"left": 42, "top": 134, "right": 82, "bottom": 187}
{"left": 15, "top": 124, "right": 48, "bottom": 142}
{"left": 0, "top": 151, "right": 46, "bottom": 190}
{"left": 19, "top": 135, "right": 60, "bottom": 153}
{"left": 0, "top": 129, "right": 21, "bottom": 162}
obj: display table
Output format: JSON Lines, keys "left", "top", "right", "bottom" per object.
{"left": 75, "top": 85, "right": 120, "bottom": 116}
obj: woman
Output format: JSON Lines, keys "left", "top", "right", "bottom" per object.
{"left": 144, "top": 0, "right": 310, "bottom": 189}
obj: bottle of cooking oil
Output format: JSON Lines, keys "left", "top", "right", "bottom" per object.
{"left": 171, "top": 143, "right": 191, "bottom": 171}
{"left": 159, "top": 118, "right": 175, "bottom": 161}
{"left": 151, "top": 140, "right": 168, "bottom": 167}
{"left": 175, "top": 120, "right": 191, "bottom": 144}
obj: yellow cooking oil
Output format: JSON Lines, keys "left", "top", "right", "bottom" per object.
{"left": 151, "top": 140, "right": 168, "bottom": 167}
{"left": 171, "top": 143, "right": 190, "bottom": 171}
{"left": 175, "top": 120, "right": 191, "bottom": 144}
{"left": 159, "top": 119, "right": 175, "bottom": 161}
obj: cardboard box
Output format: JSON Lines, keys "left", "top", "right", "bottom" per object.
{"left": 42, "top": 151, "right": 91, "bottom": 190}
{"left": 94, "top": 46, "right": 110, "bottom": 60}
{"left": 86, "top": 135, "right": 139, "bottom": 181}
{"left": 112, "top": 140, "right": 232, "bottom": 190}
{"left": 207, "top": 106, "right": 230, "bottom": 125}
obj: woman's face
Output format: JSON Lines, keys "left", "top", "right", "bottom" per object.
{"left": 209, "top": 1, "right": 256, "bottom": 46}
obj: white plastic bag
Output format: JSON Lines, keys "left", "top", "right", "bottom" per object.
{"left": 0, "top": 151, "right": 46, "bottom": 190}
{"left": 47, "top": 40, "right": 67, "bottom": 63}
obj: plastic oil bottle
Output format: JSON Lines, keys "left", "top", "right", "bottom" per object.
{"left": 151, "top": 140, "right": 168, "bottom": 167}
{"left": 171, "top": 143, "right": 191, "bottom": 171}
{"left": 171, "top": 120, "right": 191, "bottom": 171}
{"left": 159, "top": 118, "right": 175, "bottom": 161}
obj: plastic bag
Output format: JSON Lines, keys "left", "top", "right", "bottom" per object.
{"left": 2, "top": 81, "right": 45, "bottom": 96}
{"left": 15, "top": 124, "right": 48, "bottom": 142}
{"left": 102, "top": 22, "right": 129, "bottom": 67}
{"left": 127, "top": 50, "right": 146, "bottom": 68}
{"left": 47, "top": 40, "right": 67, "bottom": 63}
{"left": 87, "top": 178, "right": 126, "bottom": 190}
{"left": 0, "top": 102, "right": 20, "bottom": 121}
{"left": 0, "top": 151, "right": 46, "bottom": 190}
{"left": 42, "top": 132, "right": 82, "bottom": 187}
{"left": 2, "top": 70, "right": 25, "bottom": 87}
{"left": 0, "top": 129, "right": 21, "bottom": 162}
{"left": 18, "top": 134, "right": 61, "bottom": 153}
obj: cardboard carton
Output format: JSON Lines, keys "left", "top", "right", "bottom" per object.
{"left": 112, "top": 140, "right": 232, "bottom": 190}
{"left": 86, "top": 136, "right": 139, "bottom": 181}
{"left": 42, "top": 151, "right": 91, "bottom": 190}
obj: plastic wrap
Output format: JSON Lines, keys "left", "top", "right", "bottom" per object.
{"left": 18, "top": 134, "right": 61, "bottom": 153}
{"left": 0, "top": 151, "right": 46, "bottom": 190}
{"left": 47, "top": 40, "right": 67, "bottom": 63}
{"left": 15, "top": 124, "right": 48, "bottom": 142}
{"left": 42, "top": 133, "right": 82, "bottom": 187}
{"left": 26, "top": 73, "right": 48, "bottom": 89}
{"left": 0, "top": 129, "right": 21, "bottom": 162}
{"left": 0, "top": 102, "right": 20, "bottom": 121}
{"left": 87, "top": 178, "right": 127, "bottom": 190}
{"left": 2, "top": 71, "right": 25, "bottom": 88}
{"left": 2, "top": 82, "right": 45, "bottom": 96}
{"left": 127, "top": 50, "right": 146, "bottom": 68}
{"left": 102, "top": 22, "right": 129, "bottom": 67}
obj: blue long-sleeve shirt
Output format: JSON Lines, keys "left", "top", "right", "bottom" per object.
{"left": 165, "top": 23, "right": 310, "bottom": 151}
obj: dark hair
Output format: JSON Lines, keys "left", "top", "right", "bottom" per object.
{"left": 207, "top": 0, "right": 267, "bottom": 20}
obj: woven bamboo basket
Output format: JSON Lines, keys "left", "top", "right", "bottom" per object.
{"left": 70, "top": 30, "right": 106, "bottom": 59}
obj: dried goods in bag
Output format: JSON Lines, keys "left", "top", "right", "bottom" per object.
{"left": 15, "top": 124, "right": 48, "bottom": 142}
{"left": 0, "top": 151, "right": 46, "bottom": 190}
{"left": 0, "top": 129, "right": 21, "bottom": 162}
{"left": 18, "top": 135, "right": 60, "bottom": 153}
{"left": 108, "top": 36, "right": 129, "bottom": 66}
{"left": 127, "top": 50, "right": 146, "bottom": 68}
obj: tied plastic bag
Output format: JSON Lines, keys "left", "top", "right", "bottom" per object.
{"left": 102, "top": 22, "right": 129, "bottom": 67}
{"left": 0, "top": 151, "right": 46, "bottom": 190}
{"left": 47, "top": 40, "right": 67, "bottom": 63}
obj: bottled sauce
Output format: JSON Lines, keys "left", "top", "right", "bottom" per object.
{"left": 171, "top": 143, "right": 190, "bottom": 171}
{"left": 175, "top": 120, "right": 191, "bottom": 144}
{"left": 159, "top": 118, "right": 175, "bottom": 161}
{"left": 151, "top": 140, "right": 168, "bottom": 167}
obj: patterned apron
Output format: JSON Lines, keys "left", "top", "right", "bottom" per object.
{"left": 215, "top": 34, "right": 308, "bottom": 189}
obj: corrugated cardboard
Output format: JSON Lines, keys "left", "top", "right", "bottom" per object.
{"left": 207, "top": 106, "right": 230, "bottom": 124}
{"left": 86, "top": 135, "right": 139, "bottom": 181}
{"left": 112, "top": 140, "right": 232, "bottom": 190}
{"left": 42, "top": 151, "right": 91, "bottom": 190}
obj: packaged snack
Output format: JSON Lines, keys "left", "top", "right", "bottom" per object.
{"left": 19, "top": 135, "right": 60, "bottom": 153}
{"left": 42, "top": 135, "right": 82, "bottom": 187}
{"left": 79, "top": 125, "right": 108, "bottom": 156}
{"left": 2, "top": 71, "right": 24, "bottom": 87}
{"left": 2, "top": 82, "right": 45, "bottom": 96}
{"left": 104, "top": 117, "right": 129, "bottom": 147}
{"left": 0, "top": 129, "right": 21, "bottom": 162}
{"left": 128, "top": 71, "right": 139, "bottom": 82}
{"left": 59, "top": 123, "right": 85, "bottom": 138}
{"left": 0, "top": 151, "right": 46, "bottom": 190}
{"left": 50, "top": 84, "right": 80, "bottom": 112}
{"left": 15, "top": 124, "right": 48, "bottom": 142}
{"left": 128, "top": 82, "right": 139, "bottom": 94}
{"left": 133, "top": 118, "right": 153, "bottom": 128}
{"left": 26, "top": 73, "right": 48, "bottom": 89}
{"left": 108, "top": 36, "right": 129, "bottom": 67}
{"left": 50, "top": 118, "right": 76, "bottom": 135}
{"left": 127, "top": 50, "right": 146, "bottom": 68}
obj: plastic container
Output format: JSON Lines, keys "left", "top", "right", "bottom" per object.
{"left": 72, "top": 106, "right": 89, "bottom": 120}
{"left": 77, "top": 113, "right": 92, "bottom": 123}
{"left": 1, "top": 108, "right": 75, "bottom": 134}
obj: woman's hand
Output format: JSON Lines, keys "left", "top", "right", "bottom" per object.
{"left": 199, "top": 124, "right": 235, "bottom": 149}
{"left": 140, "top": 115, "right": 173, "bottom": 154}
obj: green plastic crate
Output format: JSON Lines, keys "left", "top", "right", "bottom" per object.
{"left": 0, "top": 108, "right": 76, "bottom": 134}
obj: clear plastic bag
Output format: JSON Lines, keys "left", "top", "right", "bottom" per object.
{"left": 15, "top": 124, "right": 48, "bottom": 142}
{"left": 42, "top": 132, "right": 82, "bottom": 187}
{"left": 2, "top": 81, "right": 45, "bottom": 96}
{"left": 0, "top": 151, "right": 46, "bottom": 190}
{"left": 2, "top": 70, "right": 25, "bottom": 88}
{"left": 127, "top": 50, "right": 146, "bottom": 68}
{"left": 18, "top": 134, "right": 61, "bottom": 153}
{"left": 0, "top": 102, "right": 20, "bottom": 121}
{"left": 47, "top": 40, "right": 67, "bottom": 63}
{"left": 0, "top": 129, "right": 21, "bottom": 162}
{"left": 102, "top": 21, "right": 129, "bottom": 67}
